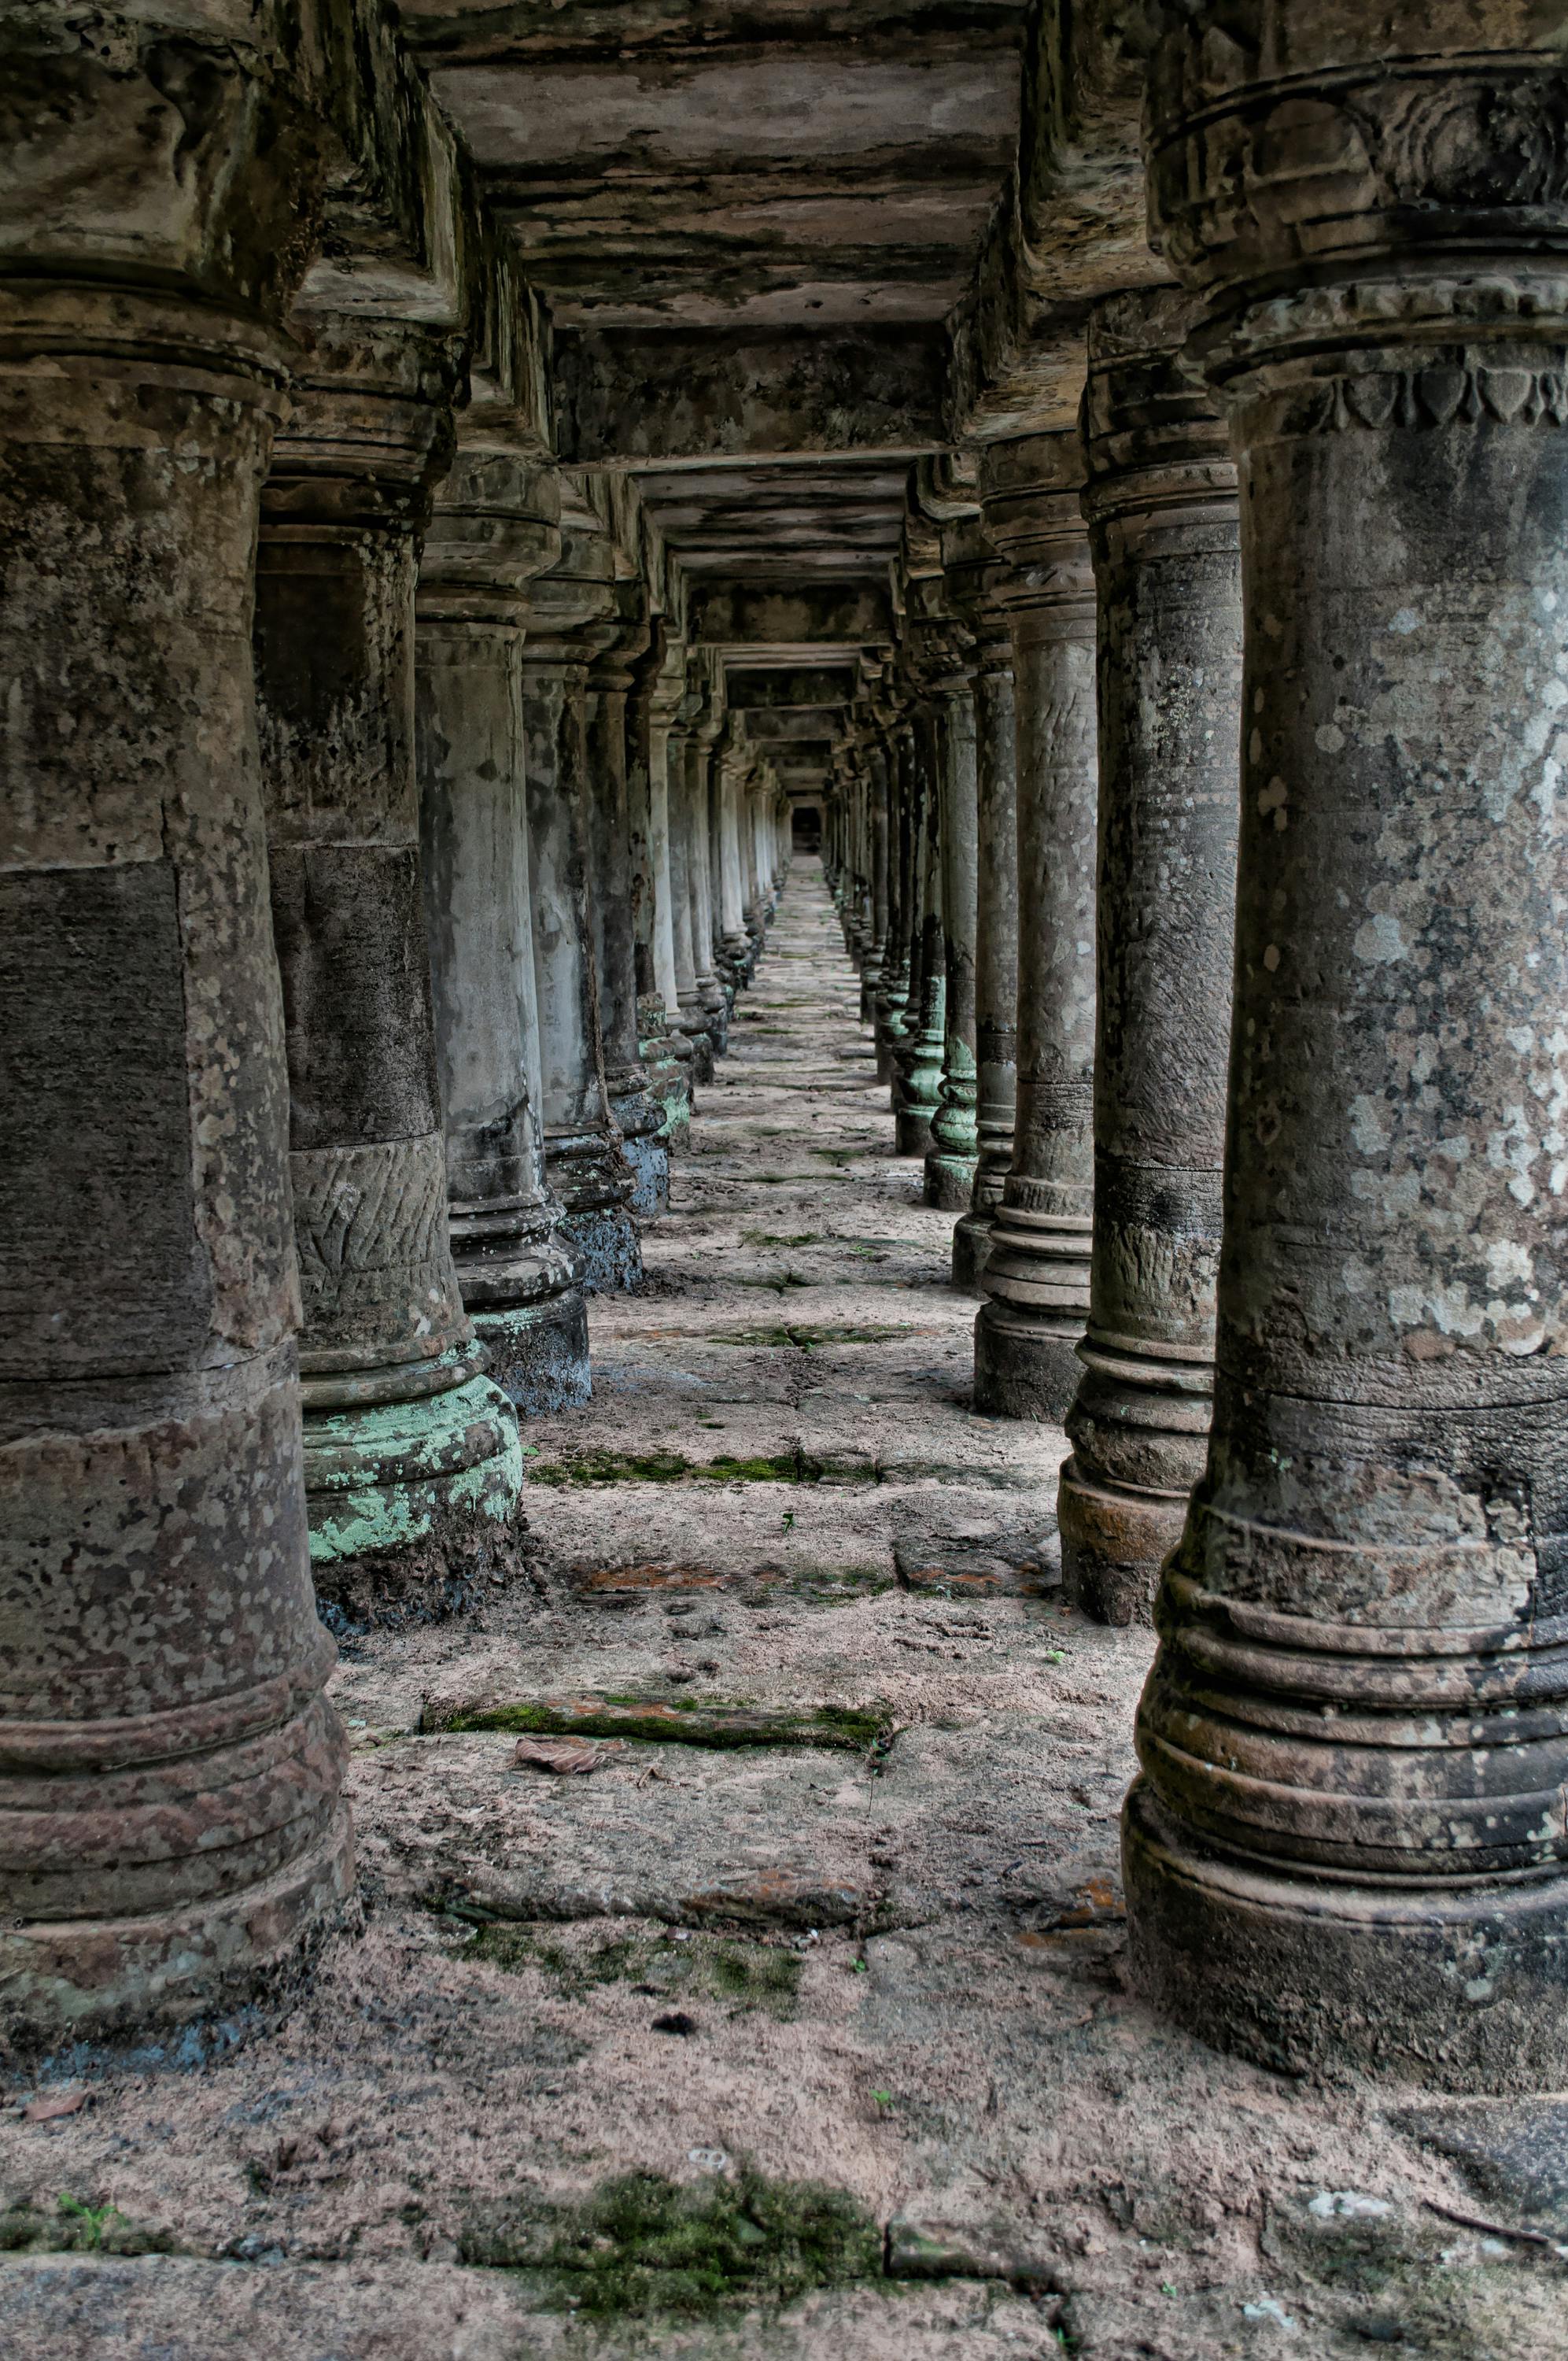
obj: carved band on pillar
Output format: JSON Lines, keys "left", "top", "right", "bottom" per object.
{"left": 1057, "top": 286, "right": 1241, "bottom": 1627}
{"left": 415, "top": 446, "right": 594, "bottom": 1416}
{"left": 0, "top": 41, "right": 352, "bottom": 2034}
{"left": 256, "top": 313, "right": 526, "bottom": 1617}
{"left": 973, "top": 431, "right": 1098, "bottom": 1421}
{"left": 1123, "top": 0, "right": 1568, "bottom": 2089}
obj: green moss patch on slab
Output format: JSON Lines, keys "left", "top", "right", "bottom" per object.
{"left": 463, "top": 1926, "right": 803, "bottom": 2019}
{"left": 525, "top": 1447, "right": 802, "bottom": 1487}
{"left": 0, "top": 2197, "right": 175, "bottom": 2259}
{"left": 459, "top": 2165, "right": 880, "bottom": 2319}
{"left": 422, "top": 1691, "right": 896, "bottom": 1753}
{"left": 710, "top": 1323, "right": 918, "bottom": 1350}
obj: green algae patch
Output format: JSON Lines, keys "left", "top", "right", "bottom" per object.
{"left": 524, "top": 1447, "right": 799, "bottom": 1487}
{"left": 0, "top": 2197, "right": 175, "bottom": 2259}
{"left": 740, "top": 1230, "right": 821, "bottom": 1247}
{"left": 423, "top": 1691, "right": 895, "bottom": 1753}
{"left": 460, "top": 2165, "right": 879, "bottom": 2319}
{"left": 711, "top": 1322, "right": 915, "bottom": 1351}
{"left": 464, "top": 1927, "right": 802, "bottom": 2020}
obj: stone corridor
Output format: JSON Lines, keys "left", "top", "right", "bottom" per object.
{"left": 3, "top": 871, "right": 1566, "bottom": 2359}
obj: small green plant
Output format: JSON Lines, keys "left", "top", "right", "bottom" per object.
{"left": 871, "top": 2089, "right": 893, "bottom": 2109}
{"left": 56, "top": 2195, "right": 122, "bottom": 2252}
{"left": 781, "top": 1509, "right": 795, "bottom": 1532}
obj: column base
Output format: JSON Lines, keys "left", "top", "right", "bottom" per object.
{"left": 561, "top": 1200, "right": 644, "bottom": 1294}
{"left": 1123, "top": 1780, "right": 1568, "bottom": 2093}
{"left": 676, "top": 1013, "right": 715, "bottom": 1085}
{"left": 473, "top": 1291, "right": 591, "bottom": 1415}
{"left": 895, "top": 1102, "right": 938, "bottom": 1157}
{"left": 303, "top": 1365, "right": 527, "bottom": 1628}
{"left": 972, "top": 1298, "right": 1082, "bottom": 1421}
{"left": 1056, "top": 1457, "right": 1187, "bottom": 1626}
{"left": 611, "top": 1084, "right": 671, "bottom": 1219}
{"left": 950, "top": 1208, "right": 994, "bottom": 1295}
{"left": 0, "top": 1802, "right": 357, "bottom": 2049}
{"left": 924, "top": 1150, "right": 977, "bottom": 1211}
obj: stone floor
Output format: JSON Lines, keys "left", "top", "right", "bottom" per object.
{"left": 5, "top": 868, "right": 1568, "bottom": 2359}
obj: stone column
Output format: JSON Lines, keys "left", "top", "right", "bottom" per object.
{"left": 1057, "top": 290, "right": 1241, "bottom": 1626}
{"left": 951, "top": 585, "right": 1018, "bottom": 1295}
{"left": 707, "top": 724, "right": 742, "bottom": 1007}
{"left": 877, "top": 719, "right": 916, "bottom": 1089}
{"left": 865, "top": 745, "right": 891, "bottom": 1025}
{"left": 895, "top": 700, "right": 946, "bottom": 1157}
{"left": 256, "top": 315, "right": 525, "bottom": 1617}
{"left": 415, "top": 449, "right": 592, "bottom": 1415}
{"left": 647, "top": 647, "right": 703, "bottom": 1103}
{"left": 925, "top": 667, "right": 981, "bottom": 1210}
{"left": 719, "top": 746, "right": 754, "bottom": 987}
{"left": 518, "top": 532, "right": 642, "bottom": 1294}
{"left": 1124, "top": 0, "right": 1568, "bottom": 2089}
{"left": 686, "top": 690, "right": 729, "bottom": 1055}
{"left": 628, "top": 626, "right": 693, "bottom": 1147}
{"left": 664, "top": 688, "right": 715, "bottom": 1086}
{"left": 973, "top": 432, "right": 1098, "bottom": 1420}
{"left": 587, "top": 592, "right": 669, "bottom": 1218}
{"left": 0, "top": 46, "right": 351, "bottom": 2038}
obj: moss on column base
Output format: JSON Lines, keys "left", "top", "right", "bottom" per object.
{"left": 304, "top": 1370, "right": 526, "bottom": 1627}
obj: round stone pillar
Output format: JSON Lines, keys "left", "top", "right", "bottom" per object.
{"left": 1057, "top": 289, "right": 1241, "bottom": 1627}
{"left": 666, "top": 689, "right": 716, "bottom": 1084}
{"left": 587, "top": 594, "right": 669, "bottom": 1218}
{"left": 519, "top": 531, "right": 642, "bottom": 1295}
{"left": 628, "top": 626, "right": 693, "bottom": 1148}
{"left": 1124, "top": 0, "right": 1568, "bottom": 2089}
{"left": 951, "top": 589, "right": 1018, "bottom": 1294}
{"left": 973, "top": 432, "right": 1098, "bottom": 1421}
{"left": 256, "top": 316, "right": 525, "bottom": 1614}
{"left": 925, "top": 674, "right": 981, "bottom": 1210}
{"left": 647, "top": 647, "right": 704, "bottom": 1103}
{"left": 0, "top": 69, "right": 352, "bottom": 2035}
{"left": 415, "top": 449, "right": 592, "bottom": 1416}
{"left": 894, "top": 708, "right": 945, "bottom": 1155}
{"left": 877, "top": 720, "right": 917, "bottom": 1089}
{"left": 686, "top": 694, "right": 729, "bottom": 1056}
{"left": 867, "top": 745, "right": 892, "bottom": 1022}
{"left": 718, "top": 752, "right": 754, "bottom": 988}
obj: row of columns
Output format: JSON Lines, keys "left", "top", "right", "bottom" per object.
{"left": 3, "top": 219, "right": 788, "bottom": 2034}
{"left": 824, "top": 0, "right": 1568, "bottom": 2089}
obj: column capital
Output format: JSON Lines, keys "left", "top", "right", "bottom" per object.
{"left": 980, "top": 430, "right": 1094, "bottom": 622}
{"left": 267, "top": 312, "right": 465, "bottom": 533}
{"left": 417, "top": 450, "right": 563, "bottom": 626}
{"left": 1081, "top": 284, "right": 1236, "bottom": 530}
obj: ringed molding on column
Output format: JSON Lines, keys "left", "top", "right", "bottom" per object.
{"left": 1122, "top": 0, "right": 1568, "bottom": 2093}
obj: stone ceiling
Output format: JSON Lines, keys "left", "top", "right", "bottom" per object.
{"left": 394, "top": 0, "right": 1031, "bottom": 623}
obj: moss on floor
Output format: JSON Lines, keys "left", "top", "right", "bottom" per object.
{"left": 459, "top": 2164, "right": 880, "bottom": 2318}
{"left": 463, "top": 1927, "right": 803, "bottom": 2020}
{"left": 426, "top": 1692, "right": 895, "bottom": 1752}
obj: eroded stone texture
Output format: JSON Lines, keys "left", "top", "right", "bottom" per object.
{"left": 416, "top": 448, "right": 593, "bottom": 1417}
{"left": 1123, "top": 0, "right": 1568, "bottom": 2091}
{"left": 973, "top": 432, "right": 1098, "bottom": 1421}
{"left": 1057, "top": 286, "right": 1241, "bottom": 1628}
{"left": 0, "top": 31, "right": 352, "bottom": 2037}
{"left": 519, "top": 527, "right": 643, "bottom": 1295}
